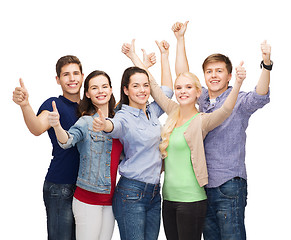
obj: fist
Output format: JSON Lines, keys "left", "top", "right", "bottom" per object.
{"left": 261, "top": 40, "right": 271, "bottom": 63}
{"left": 171, "top": 21, "right": 189, "bottom": 39}
{"left": 235, "top": 61, "right": 246, "bottom": 84}
{"left": 93, "top": 109, "right": 106, "bottom": 132}
{"left": 13, "top": 78, "right": 29, "bottom": 106}
{"left": 48, "top": 101, "right": 60, "bottom": 128}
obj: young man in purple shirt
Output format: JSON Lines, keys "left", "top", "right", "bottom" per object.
{"left": 172, "top": 21, "right": 271, "bottom": 240}
{"left": 12, "top": 55, "right": 84, "bottom": 240}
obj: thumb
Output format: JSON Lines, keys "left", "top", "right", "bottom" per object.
{"left": 184, "top": 20, "right": 189, "bottom": 27}
{"left": 52, "top": 101, "right": 58, "bottom": 113}
{"left": 239, "top": 61, "right": 244, "bottom": 67}
{"left": 19, "top": 78, "right": 25, "bottom": 88}
{"left": 131, "top": 39, "right": 136, "bottom": 48}
{"left": 141, "top": 48, "right": 147, "bottom": 61}
{"left": 97, "top": 108, "right": 105, "bottom": 120}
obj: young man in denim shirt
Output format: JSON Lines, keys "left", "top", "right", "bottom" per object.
{"left": 12, "top": 55, "right": 84, "bottom": 240}
{"left": 172, "top": 21, "right": 271, "bottom": 240}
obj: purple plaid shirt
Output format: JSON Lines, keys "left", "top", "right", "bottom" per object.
{"left": 199, "top": 87, "right": 270, "bottom": 188}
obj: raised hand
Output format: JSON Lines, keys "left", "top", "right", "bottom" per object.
{"left": 261, "top": 40, "right": 271, "bottom": 64}
{"left": 155, "top": 40, "right": 170, "bottom": 56}
{"left": 13, "top": 78, "right": 29, "bottom": 106}
{"left": 141, "top": 49, "right": 156, "bottom": 68}
{"left": 48, "top": 101, "right": 60, "bottom": 128}
{"left": 93, "top": 109, "right": 106, "bottom": 132}
{"left": 235, "top": 61, "right": 246, "bottom": 84}
{"left": 121, "top": 39, "right": 136, "bottom": 59}
{"left": 171, "top": 21, "right": 189, "bottom": 39}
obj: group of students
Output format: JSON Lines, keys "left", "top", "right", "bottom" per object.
{"left": 13, "top": 21, "right": 271, "bottom": 240}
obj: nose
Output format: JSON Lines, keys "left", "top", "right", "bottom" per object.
{"left": 69, "top": 73, "right": 75, "bottom": 81}
{"left": 140, "top": 86, "right": 145, "bottom": 92}
{"left": 211, "top": 71, "right": 217, "bottom": 78}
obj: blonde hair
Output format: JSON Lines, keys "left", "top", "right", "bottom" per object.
{"left": 159, "top": 72, "right": 202, "bottom": 159}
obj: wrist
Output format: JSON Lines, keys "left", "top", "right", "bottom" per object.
{"left": 260, "top": 60, "right": 273, "bottom": 71}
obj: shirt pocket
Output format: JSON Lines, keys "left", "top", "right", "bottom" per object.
{"left": 89, "top": 130, "right": 106, "bottom": 154}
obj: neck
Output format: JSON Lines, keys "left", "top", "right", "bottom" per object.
{"left": 208, "top": 86, "right": 228, "bottom": 99}
{"left": 177, "top": 104, "right": 199, "bottom": 127}
{"left": 63, "top": 93, "right": 81, "bottom": 103}
{"left": 96, "top": 104, "right": 109, "bottom": 118}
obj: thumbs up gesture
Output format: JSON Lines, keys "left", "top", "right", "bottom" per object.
{"left": 13, "top": 78, "right": 29, "bottom": 106}
{"left": 93, "top": 109, "right": 107, "bottom": 132}
{"left": 235, "top": 61, "right": 246, "bottom": 84}
{"left": 261, "top": 40, "right": 271, "bottom": 64}
{"left": 48, "top": 101, "right": 60, "bottom": 128}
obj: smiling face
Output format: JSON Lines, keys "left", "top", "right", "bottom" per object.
{"left": 56, "top": 63, "right": 84, "bottom": 99}
{"left": 123, "top": 72, "right": 150, "bottom": 109}
{"left": 203, "top": 61, "right": 232, "bottom": 98}
{"left": 85, "top": 75, "right": 112, "bottom": 109}
{"left": 174, "top": 73, "right": 201, "bottom": 106}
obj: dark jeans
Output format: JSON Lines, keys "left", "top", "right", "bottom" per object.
{"left": 112, "top": 176, "right": 161, "bottom": 240}
{"left": 43, "top": 180, "right": 76, "bottom": 240}
{"left": 203, "top": 177, "right": 248, "bottom": 240}
{"left": 162, "top": 199, "right": 207, "bottom": 240}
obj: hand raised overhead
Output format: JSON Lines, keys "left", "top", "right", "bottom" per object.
{"left": 235, "top": 61, "right": 246, "bottom": 84}
{"left": 171, "top": 21, "right": 189, "bottom": 39}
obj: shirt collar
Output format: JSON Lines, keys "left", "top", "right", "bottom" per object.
{"left": 203, "top": 86, "right": 233, "bottom": 103}
{"left": 59, "top": 95, "right": 79, "bottom": 105}
{"left": 121, "top": 104, "right": 144, "bottom": 117}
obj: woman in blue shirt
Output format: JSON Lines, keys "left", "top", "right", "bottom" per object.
{"left": 93, "top": 40, "right": 173, "bottom": 240}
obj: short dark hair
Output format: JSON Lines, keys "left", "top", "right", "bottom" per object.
{"left": 202, "top": 53, "right": 232, "bottom": 74}
{"left": 120, "top": 67, "right": 149, "bottom": 105}
{"left": 78, "top": 70, "right": 116, "bottom": 118}
{"left": 56, "top": 55, "right": 83, "bottom": 77}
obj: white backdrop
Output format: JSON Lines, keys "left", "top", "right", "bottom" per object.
{"left": 2, "top": 0, "right": 290, "bottom": 239}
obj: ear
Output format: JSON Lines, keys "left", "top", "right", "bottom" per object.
{"left": 196, "top": 88, "right": 202, "bottom": 99}
{"left": 56, "top": 76, "right": 61, "bottom": 85}
{"left": 85, "top": 91, "right": 91, "bottom": 99}
{"left": 123, "top": 86, "right": 129, "bottom": 96}
{"left": 227, "top": 73, "right": 232, "bottom": 83}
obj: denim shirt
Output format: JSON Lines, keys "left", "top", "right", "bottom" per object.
{"left": 198, "top": 87, "right": 270, "bottom": 188}
{"left": 59, "top": 112, "right": 113, "bottom": 194}
{"left": 106, "top": 86, "right": 173, "bottom": 184}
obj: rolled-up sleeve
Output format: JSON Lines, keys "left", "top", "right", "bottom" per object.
{"left": 240, "top": 88, "right": 270, "bottom": 114}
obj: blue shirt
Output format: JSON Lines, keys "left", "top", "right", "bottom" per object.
{"left": 37, "top": 95, "right": 80, "bottom": 184}
{"left": 199, "top": 87, "right": 270, "bottom": 188}
{"left": 59, "top": 113, "right": 114, "bottom": 194}
{"left": 107, "top": 86, "right": 173, "bottom": 184}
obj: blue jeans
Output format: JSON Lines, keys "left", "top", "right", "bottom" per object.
{"left": 43, "top": 180, "right": 76, "bottom": 240}
{"left": 203, "top": 177, "right": 248, "bottom": 240}
{"left": 112, "top": 176, "right": 161, "bottom": 240}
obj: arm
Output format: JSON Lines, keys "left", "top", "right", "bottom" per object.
{"left": 121, "top": 39, "right": 177, "bottom": 114}
{"left": 12, "top": 78, "right": 50, "bottom": 136}
{"left": 48, "top": 101, "right": 69, "bottom": 144}
{"left": 256, "top": 40, "right": 271, "bottom": 95}
{"left": 172, "top": 21, "right": 189, "bottom": 76}
{"left": 203, "top": 62, "right": 246, "bottom": 133}
{"left": 93, "top": 109, "right": 114, "bottom": 133}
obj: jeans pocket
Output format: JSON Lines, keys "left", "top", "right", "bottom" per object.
{"left": 119, "top": 187, "right": 143, "bottom": 203}
{"left": 218, "top": 182, "right": 239, "bottom": 199}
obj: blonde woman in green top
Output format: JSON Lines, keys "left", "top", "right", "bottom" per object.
{"left": 121, "top": 39, "right": 246, "bottom": 240}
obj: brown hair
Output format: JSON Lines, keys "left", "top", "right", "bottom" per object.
{"left": 56, "top": 55, "right": 83, "bottom": 77}
{"left": 202, "top": 53, "right": 232, "bottom": 74}
{"left": 78, "top": 70, "right": 116, "bottom": 118}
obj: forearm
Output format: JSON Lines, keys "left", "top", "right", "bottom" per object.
{"left": 256, "top": 67, "right": 270, "bottom": 95}
{"left": 53, "top": 125, "right": 69, "bottom": 144}
{"left": 20, "top": 104, "right": 50, "bottom": 136}
{"left": 175, "top": 37, "right": 189, "bottom": 76}
{"left": 223, "top": 81, "right": 243, "bottom": 112}
{"left": 161, "top": 54, "right": 173, "bottom": 90}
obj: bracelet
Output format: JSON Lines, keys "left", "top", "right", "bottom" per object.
{"left": 260, "top": 60, "right": 273, "bottom": 71}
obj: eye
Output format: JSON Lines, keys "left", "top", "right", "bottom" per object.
{"left": 144, "top": 83, "right": 150, "bottom": 88}
{"left": 74, "top": 71, "right": 81, "bottom": 75}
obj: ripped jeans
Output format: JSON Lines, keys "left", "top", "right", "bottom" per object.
{"left": 203, "top": 177, "right": 248, "bottom": 240}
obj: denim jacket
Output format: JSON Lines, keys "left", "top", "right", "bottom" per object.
{"left": 59, "top": 112, "right": 113, "bottom": 194}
